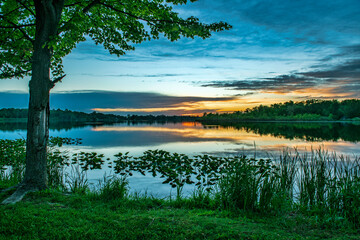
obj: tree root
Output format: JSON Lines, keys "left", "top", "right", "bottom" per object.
{"left": 1, "top": 184, "right": 40, "bottom": 205}
{"left": 0, "top": 184, "right": 19, "bottom": 193}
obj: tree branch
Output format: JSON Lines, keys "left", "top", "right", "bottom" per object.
{"left": 82, "top": 0, "right": 101, "bottom": 13}
{"left": 50, "top": 74, "right": 66, "bottom": 89}
{"left": 0, "top": 16, "right": 34, "bottom": 43}
{"left": 58, "top": 0, "right": 101, "bottom": 34}
{"left": 15, "top": 0, "right": 36, "bottom": 16}
{"left": 99, "top": 3, "right": 156, "bottom": 26}
{"left": 0, "top": 7, "right": 22, "bottom": 18}
{"left": 0, "top": 23, "right": 35, "bottom": 29}
{"left": 64, "top": 1, "right": 83, "bottom": 7}
{"left": 0, "top": 68, "right": 31, "bottom": 79}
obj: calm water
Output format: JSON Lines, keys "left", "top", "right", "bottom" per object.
{"left": 1, "top": 121, "right": 360, "bottom": 196}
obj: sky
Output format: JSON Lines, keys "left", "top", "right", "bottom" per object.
{"left": 1, "top": 0, "right": 360, "bottom": 115}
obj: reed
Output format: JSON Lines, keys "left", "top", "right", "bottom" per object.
{"left": 65, "top": 164, "right": 89, "bottom": 194}
{"left": 95, "top": 174, "right": 128, "bottom": 201}
{"left": 216, "top": 157, "right": 286, "bottom": 213}
{"left": 210, "top": 147, "right": 360, "bottom": 226}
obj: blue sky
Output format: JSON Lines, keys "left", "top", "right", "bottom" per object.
{"left": 1, "top": 0, "right": 359, "bottom": 115}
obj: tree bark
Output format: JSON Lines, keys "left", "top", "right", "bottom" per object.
{"left": 2, "top": 0, "right": 64, "bottom": 204}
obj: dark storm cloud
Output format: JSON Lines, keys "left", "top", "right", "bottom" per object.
{"left": 321, "top": 44, "right": 360, "bottom": 62}
{"left": 51, "top": 91, "right": 235, "bottom": 110}
{"left": 302, "top": 59, "right": 360, "bottom": 79}
{"left": 202, "top": 41, "right": 360, "bottom": 97}
{"left": 0, "top": 91, "right": 236, "bottom": 113}
{"left": 202, "top": 74, "right": 317, "bottom": 93}
{"left": 202, "top": 59, "right": 360, "bottom": 95}
{"left": 300, "top": 45, "right": 360, "bottom": 96}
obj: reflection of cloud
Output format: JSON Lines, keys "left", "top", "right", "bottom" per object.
{"left": 89, "top": 122, "right": 360, "bottom": 157}
{"left": 92, "top": 124, "right": 289, "bottom": 143}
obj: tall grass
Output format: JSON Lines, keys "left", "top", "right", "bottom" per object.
{"left": 217, "top": 157, "right": 288, "bottom": 213}
{"left": 95, "top": 174, "right": 128, "bottom": 201}
{"left": 216, "top": 148, "right": 360, "bottom": 225}
{"left": 65, "top": 164, "right": 89, "bottom": 194}
{"left": 292, "top": 149, "right": 360, "bottom": 225}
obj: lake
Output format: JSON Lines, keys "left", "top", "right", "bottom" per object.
{"left": 1, "top": 121, "right": 360, "bottom": 197}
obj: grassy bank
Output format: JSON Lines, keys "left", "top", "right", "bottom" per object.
{"left": 1, "top": 138, "right": 360, "bottom": 239}
{"left": 1, "top": 189, "right": 359, "bottom": 239}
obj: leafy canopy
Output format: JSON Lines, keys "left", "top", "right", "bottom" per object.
{"left": 0, "top": 0, "right": 231, "bottom": 79}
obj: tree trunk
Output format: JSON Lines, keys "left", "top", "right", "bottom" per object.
{"left": 2, "top": 0, "right": 64, "bottom": 204}
{"left": 23, "top": 39, "right": 52, "bottom": 191}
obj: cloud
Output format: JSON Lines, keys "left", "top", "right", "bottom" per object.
{"left": 80, "top": 73, "right": 192, "bottom": 78}
{"left": 302, "top": 59, "right": 360, "bottom": 79}
{"left": 0, "top": 92, "right": 29, "bottom": 108}
{"left": 202, "top": 74, "right": 318, "bottom": 93}
{"left": 320, "top": 44, "right": 360, "bottom": 62}
{"left": 175, "top": 0, "right": 360, "bottom": 47}
{"left": 62, "top": 0, "right": 360, "bottom": 75}
{"left": 234, "top": 0, "right": 360, "bottom": 44}
{"left": 51, "top": 91, "right": 236, "bottom": 111}
{"left": 0, "top": 91, "right": 236, "bottom": 115}
{"left": 201, "top": 43, "right": 360, "bottom": 98}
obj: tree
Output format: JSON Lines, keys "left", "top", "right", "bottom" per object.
{"left": 0, "top": 0, "right": 231, "bottom": 203}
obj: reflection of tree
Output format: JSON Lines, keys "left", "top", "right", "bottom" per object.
{"left": 0, "top": 122, "right": 28, "bottom": 132}
{"left": 3, "top": 121, "right": 360, "bottom": 143}
{"left": 205, "top": 122, "right": 360, "bottom": 143}
{"left": 0, "top": 122, "right": 97, "bottom": 132}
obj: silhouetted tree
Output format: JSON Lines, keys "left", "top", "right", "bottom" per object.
{"left": 0, "top": 0, "right": 231, "bottom": 203}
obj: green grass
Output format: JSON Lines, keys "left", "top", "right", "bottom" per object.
{"left": 1, "top": 139, "right": 360, "bottom": 239}
{"left": 1, "top": 190, "right": 359, "bottom": 240}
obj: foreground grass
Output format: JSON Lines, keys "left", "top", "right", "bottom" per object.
{"left": 1, "top": 190, "right": 359, "bottom": 240}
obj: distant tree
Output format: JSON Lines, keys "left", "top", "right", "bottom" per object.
{"left": 200, "top": 99, "right": 360, "bottom": 121}
{"left": 0, "top": 0, "right": 231, "bottom": 203}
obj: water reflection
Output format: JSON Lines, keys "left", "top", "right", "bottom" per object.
{"left": 2, "top": 120, "right": 360, "bottom": 196}
{"left": 214, "top": 122, "right": 360, "bottom": 142}
{"left": 1, "top": 121, "right": 360, "bottom": 157}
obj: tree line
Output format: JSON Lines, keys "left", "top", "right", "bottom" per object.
{"left": 0, "top": 108, "right": 197, "bottom": 123}
{"left": 202, "top": 99, "right": 360, "bottom": 121}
